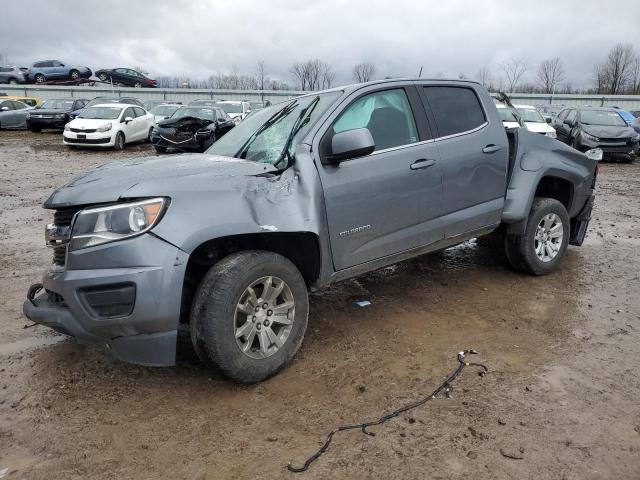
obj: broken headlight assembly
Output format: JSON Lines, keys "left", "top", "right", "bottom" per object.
{"left": 70, "top": 198, "right": 167, "bottom": 250}
{"left": 581, "top": 132, "right": 600, "bottom": 142}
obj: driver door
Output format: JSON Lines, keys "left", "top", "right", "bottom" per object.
{"left": 316, "top": 86, "right": 443, "bottom": 271}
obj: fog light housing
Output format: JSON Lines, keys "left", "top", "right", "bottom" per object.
{"left": 79, "top": 283, "right": 136, "bottom": 319}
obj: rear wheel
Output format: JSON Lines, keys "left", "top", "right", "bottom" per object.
{"left": 98, "top": 73, "right": 108, "bottom": 81}
{"left": 113, "top": 131, "right": 125, "bottom": 150}
{"left": 190, "top": 251, "right": 309, "bottom": 383}
{"left": 505, "top": 198, "right": 570, "bottom": 275}
{"left": 69, "top": 70, "right": 80, "bottom": 80}
{"left": 8, "top": 79, "right": 18, "bottom": 85}
{"left": 34, "top": 73, "right": 45, "bottom": 83}
{"left": 134, "top": 82, "right": 142, "bottom": 88}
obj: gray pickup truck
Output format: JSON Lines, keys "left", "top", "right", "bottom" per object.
{"left": 24, "top": 79, "right": 598, "bottom": 382}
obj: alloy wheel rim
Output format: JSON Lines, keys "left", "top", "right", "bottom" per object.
{"left": 234, "top": 276, "right": 295, "bottom": 359}
{"left": 534, "top": 213, "right": 563, "bottom": 262}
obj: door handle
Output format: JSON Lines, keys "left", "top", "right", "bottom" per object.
{"left": 482, "top": 144, "right": 502, "bottom": 154}
{"left": 410, "top": 158, "right": 436, "bottom": 170}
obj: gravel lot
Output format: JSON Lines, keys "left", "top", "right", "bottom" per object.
{"left": 1, "top": 130, "right": 639, "bottom": 479}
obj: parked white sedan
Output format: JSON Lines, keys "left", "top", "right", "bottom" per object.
{"left": 496, "top": 104, "right": 557, "bottom": 138}
{"left": 63, "top": 104, "right": 155, "bottom": 149}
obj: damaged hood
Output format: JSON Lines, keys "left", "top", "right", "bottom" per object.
{"left": 44, "top": 153, "right": 277, "bottom": 208}
{"left": 581, "top": 124, "right": 637, "bottom": 139}
{"left": 157, "top": 116, "right": 214, "bottom": 132}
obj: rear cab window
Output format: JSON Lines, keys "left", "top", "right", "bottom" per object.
{"left": 422, "top": 86, "right": 486, "bottom": 138}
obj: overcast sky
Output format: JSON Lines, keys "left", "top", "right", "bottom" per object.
{"left": 2, "top": 0, "right": 639, "bottom": 89}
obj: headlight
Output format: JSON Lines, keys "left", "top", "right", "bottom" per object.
{"left": 70, "top": 198, "right": 167, "bottom": 250}
{"left": 26, "top": 113, "right": 31, "bottom": 119}
{"left": 96, "top": 123, "right": 112, "bottom": 132}
{"left": 55, "top": 113, "right": 65, "bottom": 119}
{"left": 633, "top": 134, "right": 640, "bottom": 142}
{"left": 582, "top": 132, "right": 600, "bottom": 142}
{"left": 545, "top": 131, "right": 557, "bottom": 139}
{"left": 64, "top": 124, "right": 70, "bottom": 131}
{"left": 233, "top": 116, "right": 241, "bottom": 124}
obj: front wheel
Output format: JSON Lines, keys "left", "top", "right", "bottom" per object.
{"left": 34, "top": 73, "right": 45, "bottom": 83}
{"left": 505, "top": 198, "right": 570, "bottom": 275}
{"left": 98, "top": 73, "right": 108, "bottom": 81}
{"left": 8, "top": 79, "right": 18, "bottom": 85}
{"left": 190, "top": 251, "right": 309, "bottom": 383}
{"left": 113, "top": 131, "right": 125, "bottom": 150}
{"left": 147, "top": 126, "right": 154, "bottom": 142}
{"left": 69, "top": 69, "right": 80, "bottom": 80}
{"left": 134, "top": 82, "right": 142, "bottom": 88}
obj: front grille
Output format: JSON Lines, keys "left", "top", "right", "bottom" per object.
{"left": 64, "top": 136, "right": 111, "bottom": 144}
{"left": 598, "top": 137, "right": 632, "bottom": 144}
{"left": 51, "top": 208, "right": 80, "bottom": 267}
{"left": 70, "top": 127, "right": 97, "bottom": 133}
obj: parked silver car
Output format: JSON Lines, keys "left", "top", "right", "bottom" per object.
{"left": 0, "top": 99, "right": 32, "bottom": 128}
{"left": 0, "top": 66, "right": 26, "bottom": 84}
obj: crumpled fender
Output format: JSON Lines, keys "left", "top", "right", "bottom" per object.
{"left": 502, "top": 129, "right": 595, "bottom": 229}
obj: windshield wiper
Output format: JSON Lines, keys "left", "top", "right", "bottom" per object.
{"left": 235, "top": 99, "right": 298, "bottom": 160}
{"left": 273, "top": 96, "right": 320, "bottom": 169}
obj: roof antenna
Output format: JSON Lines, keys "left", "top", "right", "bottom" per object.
{"left": 418, "top": 66, "right": 423, "bottom": 78}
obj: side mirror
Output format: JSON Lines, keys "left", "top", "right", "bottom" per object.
{"left": 545, "top": 117, "right": 552, "bottom": 124}
{"left": 123, "top": 116, "right": 133, "bottom": 124}
{"left": 326, "top": 128, "right": 375, "bottom": 163}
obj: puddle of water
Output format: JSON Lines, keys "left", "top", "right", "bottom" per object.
{"left": 0, "top": 335, "right": 65, "bottom": 356}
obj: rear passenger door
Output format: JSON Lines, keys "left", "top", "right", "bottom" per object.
{"left": 420, "top": 85, "right": 508, "bottom": 238}
{"left": 316, "top": 85, "right": 444, "bottom": 270}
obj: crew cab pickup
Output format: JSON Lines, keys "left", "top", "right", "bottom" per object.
{"left": 24, "top": 79, "right": 598, "bottom": 383}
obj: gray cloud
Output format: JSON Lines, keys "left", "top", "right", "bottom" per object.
{"left": 2, "top": 0, "right": 639, "bottom": 88}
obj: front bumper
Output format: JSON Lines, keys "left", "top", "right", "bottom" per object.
{"left": 151, "top": 130, "right": 209, "bottom": 152}
{"left": 579, "top": 137, "right": 638, "bottom": 156}
{"left": 28, "top": 117, "right": 68, "bottom": 130}
{"left": 23, "top": 233, "right": 189, "bottom": 366}
{"left": 63, "top": 131, "right": 114, "bottom": 147}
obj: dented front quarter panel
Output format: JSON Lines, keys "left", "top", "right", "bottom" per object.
{"left": 502, "top": 129, "right": 596, "bottom": 224}
{"left": 136, "top": 144, "right": 325, "bottom": 255}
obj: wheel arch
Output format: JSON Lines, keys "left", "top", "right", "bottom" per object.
{"left": 180, "top": 232, "right": 321, "bottom": 323}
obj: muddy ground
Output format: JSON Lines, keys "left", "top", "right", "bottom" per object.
{"left": 0, "top": 130, "right": 639, "bottom": 479}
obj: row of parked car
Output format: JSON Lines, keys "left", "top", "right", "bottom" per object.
{"left": 498, "top": 103, "right": 640, "bottom": 162}
{"left": 0, "top": 93, "right": 266, "bottom": 152}
{"left": 0, "top": 60, "right": 157, "bottom": 87}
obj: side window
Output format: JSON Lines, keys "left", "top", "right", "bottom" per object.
{"left": 12, "top": 101, "right": 26, "bottom": 110}
{"left": 566, "top": 110, "right": 577, "bottom": 124}
{"left": 133, "top": 107, "right": 146, "bottom": 117}
{"left": 556, "top": 110, "right": 568, "bottom": 121}
{"left": 423, "top": 86, "right": 486, "bottom": 137}
{"left": 122, "top": 107, "right": 135, "bottom": 120}
{"left": 0, "top": 101, "right": 13, "bottom": 110}
{"left": 332, "top": 88, "right": 419, "bottom": 151}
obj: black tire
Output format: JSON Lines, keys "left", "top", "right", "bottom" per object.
{"left": 34, "top": 73, "right": 46, "bottom": 83}
{"left": 98, "top": 73, "right": 108, "bottom": 82}
{"left": 505, "top": 198, "right": 570, "bottom": 275}
{"left": 147, "top": 127, "right": 154, "bottom": 142}
{"left": 113, "top": 132, "right": 125, "bottom": 150}
{"left": 30, "top": 127, "right": 42, "bottom": 133}
{"left": 134, "top": 82, "right": 142, "bottom": 88}
{"left": 8, "top": 78, "right": 18, "bottom": 85}
{"left": 154, "top": 145, "right": 167, "bottom": 154}
{"left": 190, "top": 251, "right": 309, "bottom": 383}
{"left": 69, "top": 69, "right": 80, "bottom": 80}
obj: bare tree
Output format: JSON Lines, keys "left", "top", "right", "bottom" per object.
{"left": 595, "top": 43, "right": 636, "bottom": 94}
{"left": 476, "top": 67, "right": 494, "bottom": 91}
{"left": 500, "top": 59, "right": 528, "bottom": 92}
{"left": 630, "top": 57, "right": 640, "bottom": 95}
{"left": 536, "top": 58, "right": 565, "bottom": 94}
{"left": 256, "top": 61, "right": 267, "bottom": 90}
{"left": 352, "top": 62, "right": 376, "bottom": 83}
{"left": 320, "top": 62, "right": 335, "bottom": 89}
{"left": 290, "top": 59, "right": 334, "bottom": 90}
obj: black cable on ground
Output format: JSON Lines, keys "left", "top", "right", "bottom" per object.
{"left": 287, "top": 349, "right": 488, "bottom": 473}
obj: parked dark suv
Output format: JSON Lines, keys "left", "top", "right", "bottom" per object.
{"left": 553, "top": 107, "right": 639, "bottom": 161}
